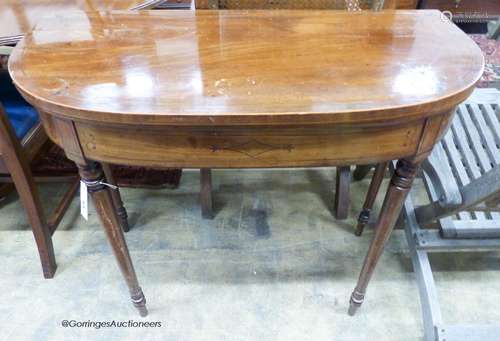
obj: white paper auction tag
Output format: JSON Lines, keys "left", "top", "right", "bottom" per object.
{"left": 80, "top": 181, "right": 88, "bottom": 221}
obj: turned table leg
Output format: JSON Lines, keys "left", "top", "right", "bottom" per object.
{"left": 348, "top": 159, "right": 418, "bottom": 315}
{"left": 78, "top": 162, "right": 147, "bottom": 317}
{"left": 102, "top": 163, "right": 130, "bottom": 232}
{"left": 355, "top": 162, "right": 388, "bottom": 236}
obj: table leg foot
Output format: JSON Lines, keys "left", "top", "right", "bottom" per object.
{"left": 355, "top": 209, "right": 370, "bottom": 236}
{"left": 348, "top": 291, "right": 364, "bottom": 316}
{"left": 132, "top": 288, "right": 148, "bottom": 317}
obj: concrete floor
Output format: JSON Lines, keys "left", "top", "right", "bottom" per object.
{"left": 0, "top": 169, "right": 499, "bottom": 341}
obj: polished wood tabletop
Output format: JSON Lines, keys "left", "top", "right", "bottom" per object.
{"left": 0, "top": 0, "right": 165, "bottom": 45}
{"left": 8, "top": 9, "right": 484, "bottom": 317}
{"left": 10, "top": 10, "right": 483, "bottom": 126}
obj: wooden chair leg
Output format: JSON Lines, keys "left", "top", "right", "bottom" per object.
{"left": 348, "top": 159, "right": 418, "bottom": 315}
{"left": 200, "top": 168, "right": 213, "bottom": 219}
{"left": 78, "top": 162, "right": 147, "bottom": 317}
{"left": 353, "top": 164, "right": 373, "bottom": 181}
{"left": 12, "top": 173, "right": 56, "bottom": 278}
{"left": 47, "top": 178, "right": 79, "bottom": 234}
{"left": 334, "top": 166, "right": 351, "bottom": 220}
{"left": 355, "top": 162, "right": 388, "bottom": 236}
{"left": 102, "top": 163, "right": 130, "bottom": 232}
{"left": 0, "top": 110, "right": 56, "bottom": 278}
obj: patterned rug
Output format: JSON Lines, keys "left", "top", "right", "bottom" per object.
{"left": 32, "top": 144, "right": 182, "bottom": 189}
{"left": 469, "top": 34, "right": 500, "bottom": 88}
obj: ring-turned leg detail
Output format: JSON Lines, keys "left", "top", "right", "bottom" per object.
{"left": 348, "top": 290, "right": 365, "bottom": 316}
{"left": 131, "top": 287, "right": 148, "bottom": 317}
{"left": 102, "top": 163, "right": 130, "bottom": 232}
{"left": 349, "top": 159, "right": 418, "bottom": 316}
{"left": 78, "top": 162, "right": 147, "bottom": 317}
{"left": 355, "top": 162, "right": 388, "bottom": 236}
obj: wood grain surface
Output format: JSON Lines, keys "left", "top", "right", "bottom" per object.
{"left": 9, "top": 10, "right": 483, "bottom": 126}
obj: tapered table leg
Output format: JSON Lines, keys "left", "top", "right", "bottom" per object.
{"left": 348, "top": 159, "right": 418, "bottom": 316}
{"left": 78, "top": 162, "right": 147, "bottom": 317}
{"left": 102, "top": 163, "right": 130, "bottom": 232}
{"left": 355, "top": 162, "right": 388, "bottom": 236}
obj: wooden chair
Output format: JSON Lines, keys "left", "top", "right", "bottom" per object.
{"left": 195, "top": 0, "right": 395, "bottom": 220}
{"left": 0, "top": 65, "right": 128, "bottom": 278}
{"left": 356, "top": 88, "right": 500, "bottom": 340}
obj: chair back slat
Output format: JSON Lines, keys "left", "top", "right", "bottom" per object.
{"left": 459, "top": 104, "right": 500, "bottom": 220}
{"left": 468, "top": 104, "right": 500, "bottom": 166}
{"left": 458, "top": 104, "right": 495, "bottom": 174}
{"left": 483, "top": 104, "right": 500, "bottom": 145}
{"left": 440, "top": 129, "right": 472, "bottom": 221}
{"left": 452, "top": 109, "right": 489, "bottom": 220}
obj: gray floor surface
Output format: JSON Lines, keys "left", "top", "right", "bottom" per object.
{"left": 0, "top": 169, "right": 499, "bottom": 341}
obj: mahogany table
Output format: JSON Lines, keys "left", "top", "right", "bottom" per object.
{"left": 8, "top": 9, "right": 483, "bottom": 317}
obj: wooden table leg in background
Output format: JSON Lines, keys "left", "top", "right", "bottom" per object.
{"left": 335, "top": 166, "right": 351, "bottom": 219}
{"left": 355, "top": 162, "right": 389, "bottom": 236}
{"left": 102, "top": 162, "right": 130, "bottom": 232}
{"left": 78, "top": 161, "right": 147, "bottom": 317}
{"left": 200, "top": 168, "right": 214, "bottom": 219}
{"left": 349, "top": 159, "right": 418, "bottom": 315}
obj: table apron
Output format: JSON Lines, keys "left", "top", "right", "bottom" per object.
{"left": 45, "top": 118, "right": 439, "bottom": 168}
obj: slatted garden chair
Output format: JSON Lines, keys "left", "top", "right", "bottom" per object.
{"left": 195, "top": 0, "right": 393, "bottom": 220}
{"left": 0, "top": 54, "right": 129, "bottom": 278}
{"left": 488, "top": 19, "right": 500, "bottom": 40}
{"left": 357, "top": 88, "right": 500, "bottom": 341}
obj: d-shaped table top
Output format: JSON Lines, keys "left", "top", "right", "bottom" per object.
{"left": 10, "top": 10, "right": 484, "bottom": 126}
